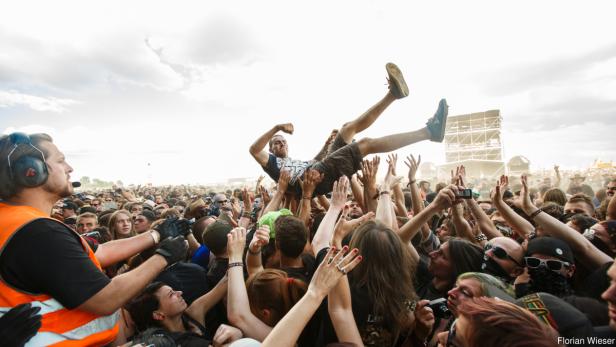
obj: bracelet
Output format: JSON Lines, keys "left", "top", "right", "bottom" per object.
{"left": 380, "top": 191, "right": 390, "bottom": 196}
{"left": 150, "top": 231, "right": 160, "bottom": 244}
{"left": 474, "top": 234, "right": 487, "bottom": 242}
{"left": 302, "top": 196, "right": 312, "bottom": 200}
{"left": 248, "top": 247, "right": 261, "bottom": 255}
{"left": 528, "top": 209, "right": 543, "bottom": 220}
{"left": 228, "top": 262, "right": 243, "bottom": 269}
{"left": 241, "top": 212, "right": 251, "bottom": 218}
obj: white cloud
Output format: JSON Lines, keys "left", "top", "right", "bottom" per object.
{"left": 0, "top": 90, "right": 78, "bottom": 112}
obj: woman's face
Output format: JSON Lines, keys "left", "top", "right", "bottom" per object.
{"left": 429, "top": 242, "right": 453, "bottom": 280}
{"left": 446, "top": 278, "right": 482, "bottom": 317}
{"left": 114, "top": 213, "right": 133, "bottom": 236}
{"left": 154, "top": 285, "right": 187, "bottom": 319}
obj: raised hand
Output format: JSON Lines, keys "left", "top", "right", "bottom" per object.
{"left": 333, "top": 208, "right": 375, "bottom": 247}
{"left": 227, "top": 227, "right": 247, "bottom": 262}
{"left": 277, "top": 123, "right": 294, "bottom": 134}
{"left": 300, "top": 168, "right": 324, "bottom": 198}
{"left": 431, "top": 184, "right": 460, "bottom": 210}
{"left": 308, "top": 246, "right": 362, "bottom": 299}
{"left": 404, "top": 154, "right": 421, "bottom": 182}
{"left": 249, "top": 225, "right": 271, "bottom": 253}
{"left": 278, "top": 169, "right": 291, "bottom": 193}
{"left": 520, "top": 174, "right": 535, "bottom": 213}
{"left": 386, "top": 153, "right": 398, "bottom": 176}
{"left": 330, "top": 176, "right": 349, "bottom": 210}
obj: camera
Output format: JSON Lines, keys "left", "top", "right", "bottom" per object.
{"left": 428, "top": 298, "right": 452, "bottom": 319}
{"left": 455, "top": 188, "right": 473, "bottom": 199}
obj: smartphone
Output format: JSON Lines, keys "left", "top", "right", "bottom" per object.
{"left": 456, "top": 188, "right": 473, "bottom": 199}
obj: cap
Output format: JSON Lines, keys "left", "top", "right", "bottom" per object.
{"left": 202, "top": 220, "right": 233, "bottom": 255}
{"left": 257, "top": 209, "right": 293, "bottom": 238}
{"left": 527, "top": 237, "right": 574, "bottom": 263}
{"left": 62, "top": 201, "right": 78, "bottom": 211}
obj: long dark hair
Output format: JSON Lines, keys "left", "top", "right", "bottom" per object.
{"left": 126, "top": 281, "right": 166, "bottom": 332}
{"left": 349, "top": 221, "right": 418, "bottom": 335}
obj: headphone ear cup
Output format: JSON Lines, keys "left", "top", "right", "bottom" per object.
{"left": 12, "top": 156, "right": 48, "bottom": 187}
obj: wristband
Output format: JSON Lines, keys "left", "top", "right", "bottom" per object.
{"left": 528, "top": 209, "right": 543, "bottom": 220}
{"left": 228, "top": 262, "right": 243, "bottom": 269}
{"left": 150, "top": 231, "right": 160, "bottom": 244}
{"left": 474, "top": 234, "right": 487, "bottom": 242}
{"left": 302, "top": 196, "right": 312, "bottom": 200}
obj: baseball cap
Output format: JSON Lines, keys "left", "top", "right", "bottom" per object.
{"left": 202, "top": 220, "right": 233, "bottom": 255}
{"left": 527, "top": 237, "right": 574, "bottom": 263}
{"left": 62, "top": 201, "right": 78, "bottom": 211}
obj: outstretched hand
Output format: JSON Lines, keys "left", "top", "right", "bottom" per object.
{"left": 431, "top": 184, "right": 461, "bottom": 210}
{"left": 330, "top": 176, "right": 349, "bottom": 210}
{"left": 300, "top": 169, "right": 324, "bottom": 198}
{"left": 404, "top": 154, "right": 421, "bottom": 182}
{"left": 333, "top": 208, "right": 375, "bottom": 247}
{"left": 249, "top": 225, "right": 270, "bottom": 253}
{"left": 520, "top": 174, "right": 535, "bottom": 213}
{"left": 278, "top": 169, "right": 291, "bottom": 193}
{"left": 227, "top": 227, "right": 247, "bottom": 262}
{"left": 308, "top": 246, "right": 362, "bottom": 299}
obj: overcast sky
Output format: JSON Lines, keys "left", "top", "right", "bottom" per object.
{"left": 1, "top": 0, "right": 615, "bottom": 185}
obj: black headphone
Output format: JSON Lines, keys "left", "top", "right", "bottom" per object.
{"left": 7, "top": 132, "right": 49, "bottom": 187}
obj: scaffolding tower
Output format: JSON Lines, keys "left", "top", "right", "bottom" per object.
{"left": 439, "top": 109, "right": 506, "bottom": 180}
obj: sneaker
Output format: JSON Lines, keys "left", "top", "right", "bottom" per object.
{"left": 386, "top": 63, "right": 409, "bottom": 99}
{"left": 426, "top": 98, "right": 449, "bottom": 142}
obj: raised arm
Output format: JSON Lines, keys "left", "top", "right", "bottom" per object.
{"left": 490, "top": 175, "right": 534, "bottom": 239}
{"left": 298, "top": 169, "right": 323, "bottom": 227}
{"left": 404, "top": 154, "right": 431, "bottom": 241}
{"left": 226, "top": 227, "right": 272, "bottom": 341}
{"left": 519, "top": 175, "right": 612, "bottom": 268}
{"left": 261, "top": 247, "right": 362, "bottom": 347}
{"left": 376, "top": 158, "right": 401, "bottom": 230}
{"left": 245, "top": 225, "right": 270, "bottom": 276}
{"left": 350, "top": 174, "right": 365, "bottom": 211}
{"left": 386, "top": 154, "right": 406, "bottom": 217}
{"left": 261, "top": 170, "right": 290, "bottom": 215}
{"left": 554, "top": 165, "right": 561, "bottom": 188}
{"left": 357, "top": 157, "right": 380, "bottom": 214}
{"left": 398, "top": 185, "right": 458, "bottom": 245}
{"left": 466, "top": 198, "right": 501, "bottom": 240}
{"left": 249, "top": 123, "right": 294, "bottom": 167}
{"left": 311, "top": 176, "right": 348, "bottom": 255}
{"left": 314, "top": 129, "right": 338, "bottom": 161}
{"left": 186, "top": 275, "right": 228, "bottom": 326}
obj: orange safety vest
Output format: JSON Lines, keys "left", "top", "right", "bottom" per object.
{"left": 0, "top": 202, "right": 119, "bottom": 346}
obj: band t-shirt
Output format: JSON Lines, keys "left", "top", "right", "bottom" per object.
{"left": 0, "top": 218, "right": 110, "bottom": 309}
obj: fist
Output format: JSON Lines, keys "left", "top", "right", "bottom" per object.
{"left": 278, "top": 123, "right": 294, "bottom": 134}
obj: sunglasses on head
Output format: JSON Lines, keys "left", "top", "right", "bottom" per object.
{"left": 524, "top": 257, "right": 570, "bottom": 272}
{"left": 484, "top": 244, "right": 522, "bottom": 266}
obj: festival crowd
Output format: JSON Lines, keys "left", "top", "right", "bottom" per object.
{"left": 1, "top": 64, "right": 616, "bottom": 347}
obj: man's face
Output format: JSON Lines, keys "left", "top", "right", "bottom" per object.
{"left": 214, "top": 194, "right": 230, "bottom": 210}
{"left": 130, "top": 204, "right": 143, "bottom": 216}
{"left": 564, "top": 201, "right": 593, "bottom": 217}
{"left": 607, "top": 181, "right": 616, "bottom": 198}
{"left": 77, "top": 217, "right": 98, "bottom": 234}
{"left": 155, "top": 195, "right": 163, "bottom": 204}
{"left": 347, "top": 201, "right": 363, "bottom": 219}
{"left": 484, "top": 237, "right": 524, "bottom": 277}
{"left": 134, "top": 215, "right": 152, "bottom": 233}
{"left": 269, "top": 135, "right": 288, "bottom": 158}
{"left": 428, "top": 242, "right": 454, "bottom": 280}
{"left": 527, "top": 253, "right": 574, "bottom": 279}
{"left": 600, "top": 261, "right": 616, "bottom": 330}
{"left": 39, "top": 141, "right": 74, "bottom": 198}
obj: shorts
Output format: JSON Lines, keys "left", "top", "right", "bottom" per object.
{"left": 312, "top": 135, "right": 363, "bottom": 196}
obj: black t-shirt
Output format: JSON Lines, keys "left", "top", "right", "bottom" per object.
{"left": 155, "top": 262, "right": 209, "bottom": 306}
{"left": 281, "top": 253, "right": 317, "bottom": 284}
{"left": 0, "top": 218, "right": 110, "bottom": 309}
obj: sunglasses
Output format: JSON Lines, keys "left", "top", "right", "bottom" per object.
{"left": 524, "top": 257, "right": 570, "bottom": 272}
{"left": 484, "top": 244, "right": 523, "bottom": 267}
